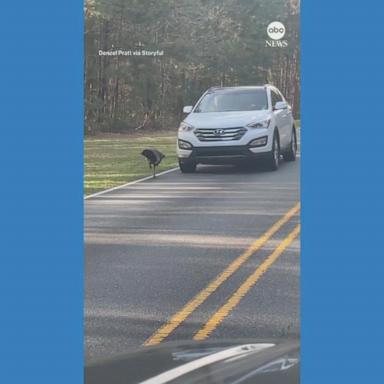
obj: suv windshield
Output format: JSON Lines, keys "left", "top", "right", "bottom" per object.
{"left": 195, "top": 89, "right": 268, "bottom": 113}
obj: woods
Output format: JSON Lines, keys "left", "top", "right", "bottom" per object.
{"left": 85, "top": 0, "right": 300, "bottom": 135}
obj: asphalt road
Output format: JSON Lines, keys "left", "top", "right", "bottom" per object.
{"left": 85, "top": 160, "right": 300, "bottom": 362}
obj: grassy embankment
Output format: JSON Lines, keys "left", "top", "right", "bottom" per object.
{"left": 84, "top": 131, "right": 178, "bottom": 195}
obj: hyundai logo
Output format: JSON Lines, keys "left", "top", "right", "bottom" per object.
{"left": 214, "top": 129, "right": 225, "bottom": 135}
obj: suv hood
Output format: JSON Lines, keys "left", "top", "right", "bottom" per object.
{"left": 85, "top": 339, "right": 299, "bottom": 384}
{"left": 185, "top": 110, "right": 270, "bottom": 129}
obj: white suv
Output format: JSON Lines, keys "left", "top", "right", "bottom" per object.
{"left": 177, "top": 85, "right": 297, "bottom": 173}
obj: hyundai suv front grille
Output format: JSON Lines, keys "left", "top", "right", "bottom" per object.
{"left": 194, "top": 127, "right": 247, "bottom": 142}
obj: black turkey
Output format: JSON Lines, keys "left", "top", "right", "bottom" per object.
{"left": 141, "top": 148, "right": 165, "bottom": 178}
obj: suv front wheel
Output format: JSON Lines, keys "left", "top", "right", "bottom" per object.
{"left": 179, "top": 160, "right": 197, "bottom": 173}
{"left": 283, "top": 127, "right": 297, "bottom": 162}
{"left": 265, "top": 132, "right": 280, "bottom": 171}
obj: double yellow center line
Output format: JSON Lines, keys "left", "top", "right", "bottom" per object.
{"left": 194, "top": 223, "right": 300, "bottom": 340}
{"left": 144, "top": 202, "right": 300, "bottom": 346}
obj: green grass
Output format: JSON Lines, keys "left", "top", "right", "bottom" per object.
{"left": 84, "top": 131, "right": 178, "bottom": 195}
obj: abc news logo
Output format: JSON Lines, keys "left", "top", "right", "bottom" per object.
{"left": 265, "top": 21, "right": 288, "bottom": 48}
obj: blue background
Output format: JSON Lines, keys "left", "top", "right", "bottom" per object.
{"left": 302, "top": 0, "right": 384, "bottom": 382}
{"left": 0, "top": 1, "right": 383, "bottom": 383}
{"left": 0, "top": 1, "right": 83, "bottom": 383}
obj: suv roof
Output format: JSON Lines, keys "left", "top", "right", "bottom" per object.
{"left": 206, "top": 85, "right": 271, "bottom": 93}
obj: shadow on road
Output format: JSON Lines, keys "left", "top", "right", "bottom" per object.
{"left": 194, "top": 160, "right": 292, "bottom": 175}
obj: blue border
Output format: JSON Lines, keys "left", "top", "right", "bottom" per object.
{"left": 0, "top": 1, "right": 83, "bottom": 383}
{"left": 302, "top": 1, "right": 384, "bottom": 383}
{"left": 1, "top": 1, "right": 384, "bottom": 383}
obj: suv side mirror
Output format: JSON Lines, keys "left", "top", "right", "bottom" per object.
{"left": 183, "top": 105, "right": 193, "bottom": 114}
{"left": 274, "top": 101, "right": 288, "bottom": 110}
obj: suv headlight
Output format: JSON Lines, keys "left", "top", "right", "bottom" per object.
{"left": 246, "top": 118, "right": 271, "bottom": 129}
{"left": 178, "top": 122, "right": 194, "bottom": 133}
{"left": 178, "top": 139, "right": 193, "bottom": 150}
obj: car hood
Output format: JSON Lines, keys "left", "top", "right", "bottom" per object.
{"left": 85, "top": 339, "right": 299, "bottom": 384}
{"left": 184, "top": 110, "right": 271, "bottom": 128}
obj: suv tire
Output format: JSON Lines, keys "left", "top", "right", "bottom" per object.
{"left": 266, "top": 132, "right": 280, "bottom": 171}
{"left": 179, "top": 160, "right": 197, "bottom": 173}
{"left": 283, "top": 127, "right": 297, "bottom": 162}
